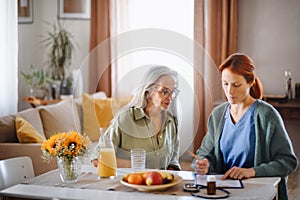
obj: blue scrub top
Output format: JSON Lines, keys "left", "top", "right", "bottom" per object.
{"left": 220, "top": 101, "right": 257, "bottom": 170}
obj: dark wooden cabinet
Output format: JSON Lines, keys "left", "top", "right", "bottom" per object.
{"left": 266, "top": 99, "right": 300, "bottom": 120}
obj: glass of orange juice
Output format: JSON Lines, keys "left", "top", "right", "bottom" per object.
{"left": 98, "top": 148, "right": 117, "bottom": 178}
{"left": 97, "top": 128, "right": 117, "bottom": 179}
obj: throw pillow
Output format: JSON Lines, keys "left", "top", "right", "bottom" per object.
{"left": 15, "top": 115, "right": 46, "bottom": 143}
{"left": 82, "top": 93, "right": 113, "bottom": 141}
{"left": 17, "top": 108, "right": 46, "bottom": 139}
{"left": 0, "top": 115, "right": 18, "bottom": 142}
{"left": 39, "top": 99, "right": 81, "bottom": 139}
{"left": 82, "top": 93, "right": 131, "bottom": 142}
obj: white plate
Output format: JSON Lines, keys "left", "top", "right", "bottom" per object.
{"left": 120, "top": 174, "right": 183, "bottom": 192}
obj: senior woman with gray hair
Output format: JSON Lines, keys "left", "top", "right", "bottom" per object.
{"left": 91, "top": 66, "right": 181, "bottom": 170}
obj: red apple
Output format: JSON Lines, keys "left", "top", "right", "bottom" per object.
{"left": 142, "top": 171, "right": 150, "bottom": 180}
{"left": 145, "top": 172, "right": 163, "bottom": 185}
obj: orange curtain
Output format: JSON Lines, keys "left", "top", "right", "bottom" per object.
{"left": 193, "top": 0, "right": 238, "bottom": 151}
{"left": 89, "top": 0, "right": 112, "bottom": 96}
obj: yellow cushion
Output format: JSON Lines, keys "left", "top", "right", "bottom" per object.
{"left": 15, "top": 115, "right": 46, "bottom": 143}
{"left": 82, "top": 93, "right": 131, "bottom": 141}
{"left": 82, "top": 93, "right": 112, "bottom": 141}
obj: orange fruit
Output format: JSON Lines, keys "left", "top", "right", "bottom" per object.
{"left": 123, "top": 174, "right": 130, "bottom": 182}
{"left": 127, "top": 173, "right": 143, "bottom": 185}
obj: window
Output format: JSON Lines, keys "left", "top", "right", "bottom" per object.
{"left": 113, "top": 0, "right": 194, "bottom": 94}
{"left": 112, "top": 0, "right": 194, "bottom": 155}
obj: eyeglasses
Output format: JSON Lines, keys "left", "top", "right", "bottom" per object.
{"left": 157, "top": 87, "right": 180, "bottom": 99}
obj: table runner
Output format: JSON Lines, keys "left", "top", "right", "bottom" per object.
{"left": 23, "top": 170, "right": 189, "bottom": 196}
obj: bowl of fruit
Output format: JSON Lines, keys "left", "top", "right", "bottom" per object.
{"left": 120, "top": 171, "right": 183, "bottom": 192}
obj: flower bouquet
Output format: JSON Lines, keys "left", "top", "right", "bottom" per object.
{"left": 41, "top": 131, "right": 91, "bottom": 183}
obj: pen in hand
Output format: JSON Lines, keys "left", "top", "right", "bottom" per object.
{"left": 188, "top": 151, "right": 202, "bottom": 160}
{"left": 188, "top": 151, "right": 209, "bottom": 175}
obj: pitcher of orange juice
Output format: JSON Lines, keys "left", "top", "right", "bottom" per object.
{"left": 97, "top": 128, "right": 117, "bottom": 179}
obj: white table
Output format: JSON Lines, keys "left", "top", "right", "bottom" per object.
{"left": 0, "top": 165, "right": 280, "bottom": 200}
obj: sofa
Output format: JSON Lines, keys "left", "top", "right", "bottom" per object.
{"left": 0, "top": 92, "right": 108, "bottom": 176}
{"left": 0, "top": 91, "right": 193, "bottom": 176}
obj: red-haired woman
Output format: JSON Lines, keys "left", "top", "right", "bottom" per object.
{"left": 192, "top": 53, "right": 298, "bottom": 200}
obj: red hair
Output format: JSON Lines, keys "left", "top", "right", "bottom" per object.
{"left": 219, "top": 53, "right": 263, "bottom": 99}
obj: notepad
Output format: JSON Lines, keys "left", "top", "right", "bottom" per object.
{"left": 194, "top": 174, "right": 244, "bottom": 188}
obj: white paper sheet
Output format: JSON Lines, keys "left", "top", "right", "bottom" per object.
{"left": 195, "top": 174, "right": 243, "bottom": 188}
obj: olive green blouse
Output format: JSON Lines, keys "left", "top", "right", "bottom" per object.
{"left": 90, "top": 107, "right": 181, "bottom": 170}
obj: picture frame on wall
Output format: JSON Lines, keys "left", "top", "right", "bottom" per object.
{"left": 58, "top": 0, "right": 91, "bottom": 20}
{"left": 18, "top": 0, "right": 34, "bottom": 24}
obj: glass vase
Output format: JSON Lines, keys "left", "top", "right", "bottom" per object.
{"left": 57, "top": 156, "right": 82, "bottom": 183}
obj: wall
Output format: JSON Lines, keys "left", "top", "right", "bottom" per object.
{"left": 18, "top": 0, "right": 90, "bottom": 111}
{"left": 238, "top": 0, "right": 300, "bottom": 96}
{"left": 238, "top": 0, "right": 300, "bottom": 157}
{"left": 19, "top": 1, "right": 300, "bottom": 107}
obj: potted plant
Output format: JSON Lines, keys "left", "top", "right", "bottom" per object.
{"left": 42, "top": 21, "right": 76, "bottom": 97}
{"left": 60, "top": 76, "right": 74, "bottom": 97}
{"left": 21, "top": 65, "right": 49, "bottom": 99}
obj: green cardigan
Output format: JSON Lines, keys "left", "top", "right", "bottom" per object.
{"left": 193, "top": 100, "right": 298, "bottom": 200}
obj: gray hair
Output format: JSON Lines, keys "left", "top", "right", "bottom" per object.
{"left": 125, "top": 65, "right": 179, "bottom": 117}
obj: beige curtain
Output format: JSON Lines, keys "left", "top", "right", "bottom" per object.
{"left": 110, "top": 0, "right": 129, "bottom": 96}
{"left": 89, "top": 0, "right": 112, "bottom": 96}
{"left": 193, "top": 0, "right": 238, "bottom": 151}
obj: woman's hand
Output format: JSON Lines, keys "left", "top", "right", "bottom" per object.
{"left": 91, "top": 159, "right": 98, "bottom": 167}
{"left": 222, "top": 166, "right": 255, "bottom": 180}
{"left": 194, "top": 158, "right": 209, "bottom": 175}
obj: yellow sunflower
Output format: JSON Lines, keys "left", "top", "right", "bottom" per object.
{"left": 63, "top": 131, "right": 82, "bottom": 156}
{"left": 41, "top": 133, "right": 62, "bottom": 156}
{"left": 41, "top": 131, "right": 90, "bottom": 162}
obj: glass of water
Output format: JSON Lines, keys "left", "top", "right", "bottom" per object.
{"left": 131, "top": 149, "right": 146, "bottom": 172}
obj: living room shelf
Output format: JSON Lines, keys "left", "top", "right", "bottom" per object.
{"left": 23, "top": 96, "right": 60, "bottom": 108}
